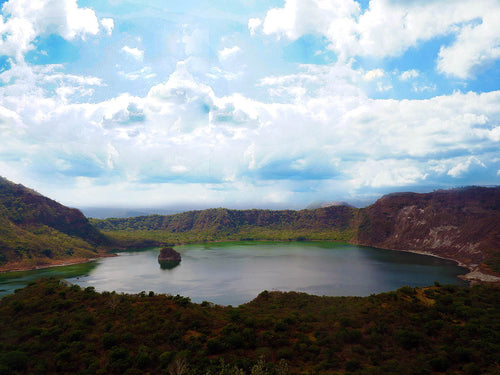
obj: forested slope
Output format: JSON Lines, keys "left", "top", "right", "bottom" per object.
{"left": 0, "top": 177, "right": 111, "bottom": 270}
{"left": 0, "top": 278, "right": 498, "bottom": 374}
{"left": 90, "top": 205, "right": 357, "bottom": 242}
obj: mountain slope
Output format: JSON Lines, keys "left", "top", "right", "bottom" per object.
{"left": 0, "top": 177, "right": 111, "bottom": 270}
{"left": 355, "top": 187, "right": 500, "bottom": 278}
{"left": 92, "top": 187, "right": 499, "bottom": 280}
{"left": 1, "top": 176, "right": 498, "bottom": 281}
{"left": 92, "top": 205, "right": 357, "bottom": 234}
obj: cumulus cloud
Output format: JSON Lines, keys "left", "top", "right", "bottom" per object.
{"left": 447, "top": 156, "right": 486, "bottom": 178}
{"left": 1, "top": 5, "right": 499, "bottom": 208}
{"left": 248, "top": 18, "right": 262, "bottom": 36}
{"left": 101, "top": 18, "right": 114, "bottom": 36}
{"left": 251, "top": 0, "right": 500, "bottom": 78}
{"left": 0, "top": 0, "right": 101, "bottom": 61}
{"left": 437, "top": 6, "right": 500, "bottom": 78}
{"left": 351, "top": 159, "right": 428, "bottom": 188}
{"left": 122, "top": 46, "right": 144, "bottom": 61}
{"left": 363, "top": 69, "right": 384, "bottom": 81}
{"left": 218, "top": 46, "right": 241, "bottom": 61}
{"left": 400, "top": 69, "right": 419, "bottom": 81}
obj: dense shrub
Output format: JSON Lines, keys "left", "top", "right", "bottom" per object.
{"left": 0, "top": 279, "right": 498, "bottom": 374}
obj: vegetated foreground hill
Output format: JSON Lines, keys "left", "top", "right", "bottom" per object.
{"left": 0, "top": 177, "right": 111, "bottom": 271}
{"left": 0, "top": 278, "right": 498, "bottom": 374}
{"left": 92, "top": 186, "right": 500, "bottom": 280}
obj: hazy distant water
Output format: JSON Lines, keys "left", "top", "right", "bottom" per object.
{"left": 0, "top": 242, "right": 468, "bottom": 305}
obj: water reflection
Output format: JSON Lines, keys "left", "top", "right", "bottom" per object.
{"left": 0, "top": 261, "right": 98, "bottom": 298}
{"left": 0, "top": 242, "right": 468, "bottom": 305}
{"left": 159, "top": 260, "right": 181, "bottom": 270}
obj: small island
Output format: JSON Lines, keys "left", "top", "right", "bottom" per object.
{"left": 158, "top": 247, "right": 181, "bottom": 262}
{"left": 158, "top": 247, "right": 181, "bottom": 269}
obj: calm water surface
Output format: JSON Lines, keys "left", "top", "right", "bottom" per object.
{"left": 0, "top": 242, "right": 468, "bottom": 305}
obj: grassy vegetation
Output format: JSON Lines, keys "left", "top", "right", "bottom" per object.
{"left": 0, "top": 178, "right": 110, "bottom": 269}
{"left": 0, "top": 278, "right": 498, "bottom": 374}
{"left": 484, "top": 252, "right": 500, "bottom": 275}
{"left": 103, "top": 227, "right": 356, "bottom": 249}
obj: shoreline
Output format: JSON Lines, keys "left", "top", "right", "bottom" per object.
{"left": 0, "top": 253, "right": 117, "bottom": 274}
{"left": 1, "top": 241, "right": 499, "bottom": 284}
{"left": 355, "top": 244, "right": 500, "bottom": 284}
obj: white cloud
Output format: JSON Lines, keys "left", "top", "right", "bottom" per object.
{"left": 121, "top": 46, "right": 144, "bottom": 61}
{"left": 218, "top": 46, "right": 241, "bottom": 61}
{"left": 1, "top": 49, "right": 499, "bottom": 206}
{"left": 488, "top": 126, "right": 500, "bottom": 142}
{"left": 376, "top": 82, "right": 392, "bottom": 92}
{"left": 351, "top": 159, "right": 428, "bottom": 188}
{"left": 0, "top": 0, "right": 101, "bottom": 61}
{"left": 101, "top": 18, "right": 114, "bottom": 36}
{"left": 437, "top": 6, "right": 500, "bottom": 78}
{"left": 0, "top": 105, "right": 24, "bottom": 133}
{"left": 253, "top": 0, "right": 500, "bottom": 78}
{"left": 447, "top": 156, "right": 486, "bottom": 178}
{"left": 248, "top": 17, "right": 262, "bottom": 36}
{"left": 400, "top": 69, "right": 419, "bottom": 81}
{"left": 171, "top": 165, "right": 189, "bottom": 173}
{"left": 363, "top": 69, "right": 384, "bottom": 81}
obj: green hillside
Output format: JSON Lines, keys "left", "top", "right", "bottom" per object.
{"left": 0, "top": 177, "right": 111, "bottom": 270}
{"left": 89, "top": 205, "right": 358, "bottom": 246}
{"left": 0, "top": 278, "right": 498, "bottom": 374}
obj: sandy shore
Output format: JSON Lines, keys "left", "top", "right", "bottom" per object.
{"left": 382, "top": 248, "right": 500, "bottom": 284}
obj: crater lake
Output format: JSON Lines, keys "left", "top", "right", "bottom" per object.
{"left": 0, "top": 241, "right": 468, "bottom": 305}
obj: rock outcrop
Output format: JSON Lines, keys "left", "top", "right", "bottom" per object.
{"left": 355, "top": 186, "right": 500, "bottom": 280}
{"left": 158, "top": 247, "right": 181, "bottom": 262}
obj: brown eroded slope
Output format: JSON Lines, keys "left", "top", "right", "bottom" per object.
{"left": 356, "top": 187, "right": 500, "bottom": 280}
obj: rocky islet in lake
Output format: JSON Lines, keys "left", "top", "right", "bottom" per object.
{"left": 158, "top": 247, "right": 181, "bottom": 269}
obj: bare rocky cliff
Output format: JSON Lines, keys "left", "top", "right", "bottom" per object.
{"left": 356, "top": 187, "right": 500, "bottom": 281}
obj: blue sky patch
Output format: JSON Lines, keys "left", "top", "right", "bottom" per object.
{"left": 26, "top": 34, "right": 80, "bottom": 65}
{"left": 0, "top": 0, "right": 498, "bottom": 208}
{"left": 0, "top": 55, "right": 10, "bottom": 73}
{"left": 283, "top": 35, "right": 336, "bottom": 65}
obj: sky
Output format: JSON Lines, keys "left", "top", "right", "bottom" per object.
{"left": 0, "top": 0, "right": 499, "bottom": 210}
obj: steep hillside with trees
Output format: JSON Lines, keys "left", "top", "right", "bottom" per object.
{"left": 91, "top": 205, "right": 357, "bottom": 242}
{"left": 0, "top": 177, "right": 111, "bottom": 271}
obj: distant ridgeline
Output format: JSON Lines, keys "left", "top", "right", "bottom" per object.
{"left": 92, "top": 186, "right": 500, "bottom": 280}
{"left": 0, "top": 174, "right": 498, "bottom": 279}
{"left": 0, "top": 177, "right": 111, "bottom": 270}
{"left": 90, "top": 205, "right": 357, "bottom": 241}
